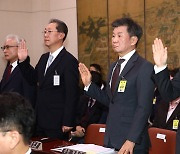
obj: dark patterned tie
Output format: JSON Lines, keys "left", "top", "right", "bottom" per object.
{"left": 6, "top": 64, "right": 12, "bottom": 81}
{"left": 111, "top": 59, "right": 125, "bottom": 93}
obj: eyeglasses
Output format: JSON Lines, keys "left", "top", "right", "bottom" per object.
{"left": 1, "top": 45, "right": 18, "bottom": 51}
{"left": 42, "top": 30, "right": 58, "bottom": 35}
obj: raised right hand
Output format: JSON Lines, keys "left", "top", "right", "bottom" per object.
{"left": 18, "top": 40, "right": 28, "bottom": 62}
{"left": 152, "top": 38, "right": 168, "bottom": 67}
{"left": 78, "top": 63, "right": 92, "bottom": 86}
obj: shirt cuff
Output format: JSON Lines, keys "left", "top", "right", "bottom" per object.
{"left": 84, "top": 82, "right": 92, "bottom": 91}
{"left": 154, "top": 65, "right": 167, "bottom": 74}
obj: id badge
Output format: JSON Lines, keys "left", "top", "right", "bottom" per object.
{"left": 173, "top": 119, "right": 179, "bottom": 130}
{"left": 118, "top": 79, "right": 127, "bottom": 92}
{"left": 153, "top": 97, "right": 156, "bottom": 104}
{"left": 53, "top": 75, "right": 60, "bottom": 86}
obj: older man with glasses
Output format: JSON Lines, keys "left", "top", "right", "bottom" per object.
{"left": 17, "top": 19, "right": 79, "bottom": 140}
{"left": 0, "top": 34, "right": 36, "bottom": 107}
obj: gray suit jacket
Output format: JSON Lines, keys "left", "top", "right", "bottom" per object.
{"left": 86, "top": 52, "right": 155, "bottom": 150}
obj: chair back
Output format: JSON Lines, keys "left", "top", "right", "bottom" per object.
{"left": 148, "top": 127, "right": 176, "bottom": 154}
{"left": 84, "top": 124, "right": 106, "bottom": 146}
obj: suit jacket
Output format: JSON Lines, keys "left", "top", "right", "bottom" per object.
{"left": 0, "top": 64, "right": 36, "bottom": 107}
{"left": 152, "top": 100, "right": 180, "bottom": 131}
{"left": 152, "top": 68, "right": 180, "bottom": 154}
{"left": 75, "top": 95, "right": 105, "bottom": 129}
{"left": 19, "top": 47, "right": 79, "bottom": 131}
{"left": 86, "top": 52, "right": 155, "bottom": 150}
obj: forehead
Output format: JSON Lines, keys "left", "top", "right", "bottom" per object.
{"left": 5, "top": 39, "right": 17, "bottom": 45}
{"left": 45, "top": 23, "right": 57, "bottom": 30}
{"left": 113, "top": 26, "right": 128, "bottom": 34}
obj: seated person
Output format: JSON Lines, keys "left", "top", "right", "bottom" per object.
{"left": 70, "top": 71, "right": 106, "bottom": 143}
{"left": 0, "top": 92, "right": 35, "bottom": 154}
{"left": 152, "top": 97, "right": 180, "bottom": 131}
{"left": 89, "top": 64, "right": 108, "bottom": 124}
{"left": 89, "top": 63, "right": 106, "bottom": 89}
{"left": 89, "top": 63, "right": 102, "bottom": 73}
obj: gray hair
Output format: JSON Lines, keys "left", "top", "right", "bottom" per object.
{"left": 5, "top": 34, "right": 22, "bottom": 44}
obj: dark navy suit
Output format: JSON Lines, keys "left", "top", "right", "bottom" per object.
{"left": 0, "top": 64, "right": 36, "bottom": 107}
{"left": 18, "top": 47, "right": 79, "bottom": 139}
{"left": 86, "top": 52, "right": 155, "bottom": 153}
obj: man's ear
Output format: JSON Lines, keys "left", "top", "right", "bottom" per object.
{"left": 130, "top": 36, "right": 138, "bottom": 46}
{"left": 8, "top": 130, "right": 20, "bottom": 149}
{"left": 58, "top": 32, "right": 65, "bottom": 40}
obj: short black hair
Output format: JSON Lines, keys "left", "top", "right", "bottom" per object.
{"left": 91, "top": 71, "right": 103, "bottom": 88}
{"left": 169, "top": 68, "right": 179, "bottom": 77}
{"left": 0, "top": 92, "right": 35, "bottom": 145}
{"left": 49, "top": 18, "right": 68, "bottom": 42}
{"left": 111, "top": 17, "right": 143, "bottom": 46}
{"left": 90, "top": 63, "right": 102, "bottom": 72}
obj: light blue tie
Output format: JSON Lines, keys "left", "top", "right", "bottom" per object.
{"left": 47, "top": 54, "right": 53, "bottom": 68}
{"left": 44, "top": 55, "right": 53, "bottom": 75}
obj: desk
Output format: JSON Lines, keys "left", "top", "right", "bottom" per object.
{"left": 31, "top": 138, "right": 74, "bottom": 154}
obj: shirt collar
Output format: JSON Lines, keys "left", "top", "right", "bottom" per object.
{"left": 119, "top": 49, "right": 136, "bottom": 61}
{"left": 49, "top": 46, "right": 64, "bottom": 59}
{"left": 25, "top": 148, "right": 32, "bottom": 154}
{"left": 11, "top": 60, "right": 18, "bottom": 68}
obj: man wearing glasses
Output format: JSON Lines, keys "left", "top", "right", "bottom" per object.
{"left": 0, "top": 34, "right": 36, "bottom": 107}
{"left": 17, "top": 19, "right": 79, "bottom": 140}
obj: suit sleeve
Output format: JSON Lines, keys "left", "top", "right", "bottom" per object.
{"left": 152, "top": 68, "right": 180, "bottom": 102}
{"left": 18, "top": 56, "right": 37, "bottom": 86}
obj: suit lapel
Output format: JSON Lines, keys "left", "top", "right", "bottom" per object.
{"left": 112, "top": 52, "right": 139, "bottom": 95}
{"left": 107, "top": 62, "right": 116, "bottom": 99}
{"left": 120, "top": 52, "right": 139, "bottom": 77}
{"left": 40, "top": 48, "right": 66, "bottom": 86}
{"left": 1, "top": 66, "right": 19, "bottom": 89}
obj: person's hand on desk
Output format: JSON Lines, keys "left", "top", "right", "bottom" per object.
{"left": 70, "top": 126, "right": 85, "bottom": 137}
{"left": 62, "top": 126, "right": 73, "bottom": 133}
{"left": 118, "top": 140, "right": 135, "bottom": 154}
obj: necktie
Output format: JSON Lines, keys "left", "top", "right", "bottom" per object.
{"left": 47, "top": 54, "right": 53, "bottom": 68}
{"left": 44, "top": 55, "right": 53, "bottom": 75}
{"left": 111, "top": 59, "right": 125, "bottom": 93}
{"left": 88, "top": 97, "right": 94, "bottom": 107}
{"left": 6, "top": 64, "right": 12, "bottom": 80}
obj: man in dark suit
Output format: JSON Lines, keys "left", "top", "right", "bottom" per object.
{"left": 79, "top": 17, "right": 155, "bottom": 154}
{"left": 17, "top": 19, "right": 79, "bottom": 139}
{"left": 152, "top": 38, "right": 180, "bottom": 154}
{"left": 0, "top": 34, "right": 36, "bottom": 107}
{"left": 0, "top": 92, "right": 35, "bottom": 154}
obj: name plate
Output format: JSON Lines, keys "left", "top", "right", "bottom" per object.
{"left": 62, "top": 148, "right": 86, "bottom": 154}
{"left": 30, "top": 141, "right": 42, "bottom": 150}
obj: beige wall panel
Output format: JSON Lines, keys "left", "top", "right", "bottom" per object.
{"left": 77, "top": 0, "right": 109, "bottom": 78}
{"left": 145, "top": 0, "right": 180, "bottom": 68}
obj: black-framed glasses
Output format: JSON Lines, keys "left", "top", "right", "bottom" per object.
{"left": 1, "top": 45, "right": 18, "bottom": 51}
{"left": 42, "top": 30, "right": 58, "bottom": 35}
